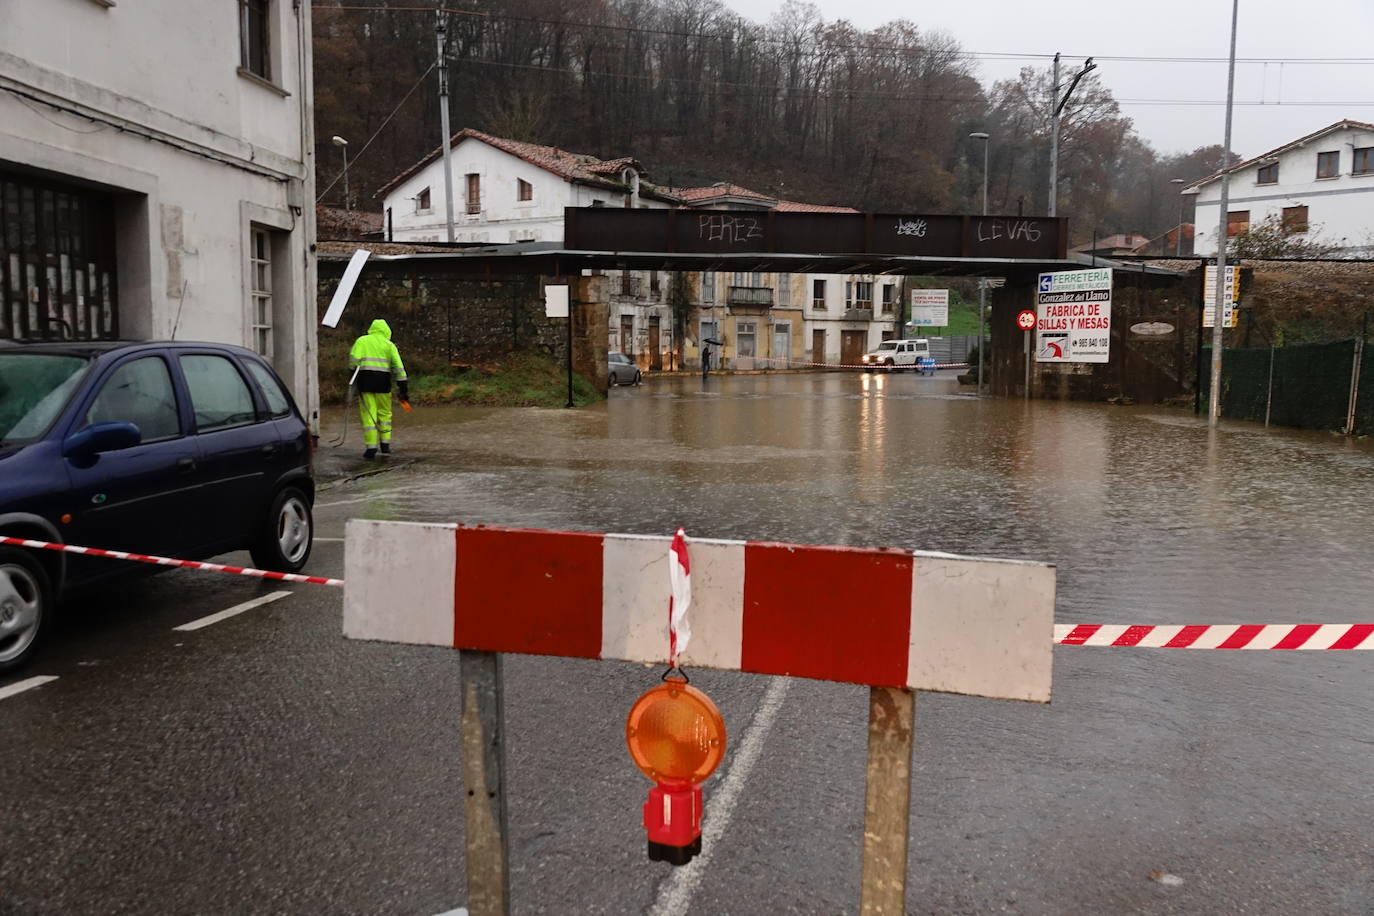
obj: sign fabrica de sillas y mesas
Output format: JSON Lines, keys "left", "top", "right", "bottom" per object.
{"left": 1035, "top": 268, "right": 1112, "bottom": 363}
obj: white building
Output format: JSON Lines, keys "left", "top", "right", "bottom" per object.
{"left": 376, "top": 129, "right": 679, "bottom": 244}
{"left": 1185, "top": 120, "right": 1374, "bottom": 258}
{"left": 0, "top": 0, "right": 319, "bottom": 419}
{"left": 377, "top": 132, "right": 900, "bottom": 369}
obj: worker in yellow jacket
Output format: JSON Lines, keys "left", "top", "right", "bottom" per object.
{"left": 348, "top": 319, "right": 408, "bottom": 460}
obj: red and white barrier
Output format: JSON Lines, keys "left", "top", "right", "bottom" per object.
{"left": 0, "top": 535, "right": 344, "bottom": 587}
{"left": 1055, "top": 623, "right": 1374, "bottom": 649}
{"left": 342, "top": 521, "right": 1056, "bottom": 703}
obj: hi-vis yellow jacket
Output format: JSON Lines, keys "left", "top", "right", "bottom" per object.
{"left": 349, "top": 319, "right": 407, "bottom": 393}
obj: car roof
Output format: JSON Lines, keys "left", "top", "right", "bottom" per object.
{"left": 0, "top": 339, "right": 262, "bottom": 359}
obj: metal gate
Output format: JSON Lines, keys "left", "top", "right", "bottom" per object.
{"left": 1, "top": 170, "right": 119, "bottom": 340}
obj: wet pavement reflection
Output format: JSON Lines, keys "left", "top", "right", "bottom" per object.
{"left": 322, "top": 371, "right": 1374, "bottom": 628}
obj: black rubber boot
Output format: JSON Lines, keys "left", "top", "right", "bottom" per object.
{"left": 363, "top": 448, "right": 377, "bottom": 460}
{"left": 380, "top": 442, "right": 391, "bottom": 455}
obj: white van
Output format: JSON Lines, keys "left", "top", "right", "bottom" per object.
{"left": 861, "top": 338, "right": 932, "bottom": 371}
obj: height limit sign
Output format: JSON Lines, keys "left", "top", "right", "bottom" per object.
{"left": 1035, "top": 268, "right": 1112, "bottom": 363}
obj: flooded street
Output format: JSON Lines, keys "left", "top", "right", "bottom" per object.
{"left": 7, "top": 373, "right": 1372, "bottom": 915}
{"left": 318, "top": 371, "right": 1374, "bottom": 912}
{"left": 326, "top": 371, "right": 1374, "bottom": 625}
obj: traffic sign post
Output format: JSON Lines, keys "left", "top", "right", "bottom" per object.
{"left": 343, "top": 521, "right": 1056, "bottom": 915}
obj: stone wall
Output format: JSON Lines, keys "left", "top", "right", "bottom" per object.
{"left": 317, "top": 258, "right": 607, "bottom": 399}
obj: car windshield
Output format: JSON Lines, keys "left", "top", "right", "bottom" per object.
{"left": 877, "top": 342, "right": 899, "bottom": 351}
{"left": 0, "top": 353, "right": 92, "bottom": 445}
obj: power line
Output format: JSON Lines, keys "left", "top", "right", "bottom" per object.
{"left": 316, "top": 61, "right": 437, "bottom": 203}
{"left": 313, "top": 3, "right": 1374, "bottom": 67}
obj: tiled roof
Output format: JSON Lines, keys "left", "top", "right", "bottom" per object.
{"left": 668, "top": 183, "right": 856, "bottom": 212}
{"left": 315, "top": 205, "right": 384, "bottom": 240}
{"left": 1184, "top": 119, "right": 1374, "bottom": 190}
{"left": 673, "top": 183, "right": 777, "bottom": 204}
{"left": 775, "top": 200, "right": 859, "bottom": 213}
{"left": 375, "top": 129, "right": 658, "bottom": 199}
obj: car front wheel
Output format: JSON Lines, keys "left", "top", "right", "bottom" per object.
{"left": 0, "top": 546, "right": 52, "bottom": 674}
{"left": 608, "top": 372, "right": 619, "bottom": 387}
{"left": 250, "top": 486, "right": 313, "bottom": 573}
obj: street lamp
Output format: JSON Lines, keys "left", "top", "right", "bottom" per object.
{"left": 332, "top": 135, "right": 350, "bottom": 212}
{"left": 1170, "top": 177, "right": 1186, "bottom": 256}
{"left": 969, "top": 132, "right": 991, "bottom": 393}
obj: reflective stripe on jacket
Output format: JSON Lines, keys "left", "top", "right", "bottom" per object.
{"left": 349, "top": 319, "right": 407, "bottom": 391}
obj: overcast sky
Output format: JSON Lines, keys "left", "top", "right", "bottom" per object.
{"left": 719, "top": 0, "right": 1374, "bottom": 159}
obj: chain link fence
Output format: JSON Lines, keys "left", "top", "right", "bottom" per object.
{"left": 1201, "top": 338, "right": 1370, "bottom": 434}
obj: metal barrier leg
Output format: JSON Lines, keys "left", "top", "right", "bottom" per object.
{"left": 859, "top": 686, "right": 915, "bottom": 915}
{"left": 461, "top": 649, "right": 511, "bottom": 916}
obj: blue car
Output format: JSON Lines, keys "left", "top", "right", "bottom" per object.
{"left": 0, "top": 340, "right": 315, "bottom": 672}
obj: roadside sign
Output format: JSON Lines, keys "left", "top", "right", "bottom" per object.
{"left": 544, "top": 284, "right": 570, "bottom": 318}
{"left": 1202, "top": 265, "right": 1239, "bottom": 328}
{"left": 1016, "top": 310, "right": 1036, "bottom": 331}
{"left": 1034, "top": 268, "right": 1112, "bottom": 363}
{"left": 321, "top": 248, "right": 371, "bottom": 328}
{"left": 908, "top": 289, "right": 949, "bottom": 327}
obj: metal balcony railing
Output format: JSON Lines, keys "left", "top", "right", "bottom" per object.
{"left": 727, "top": 286, "right": 774, "bottom": 307}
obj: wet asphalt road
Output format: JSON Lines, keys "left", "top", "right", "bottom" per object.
{"left": 3, "top": 372, "right": 1374, "bottom": 915}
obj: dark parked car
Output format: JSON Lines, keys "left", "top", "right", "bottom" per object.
{"left": 608, "top": 352, "right": 642, "bottom": 387}
{"left": 0, "top": 340, "right": 315, "bottom": 673}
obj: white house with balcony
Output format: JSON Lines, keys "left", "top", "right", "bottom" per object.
{"left": 0, "top": 0, "right": 319, "bottom": 419}
{"left": 1185, "top": 120, "right": 1374, "bottom": 258}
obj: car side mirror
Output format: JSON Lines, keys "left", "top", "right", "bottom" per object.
{"left": 63, "top": 422, "right": 142, "bottom": 459}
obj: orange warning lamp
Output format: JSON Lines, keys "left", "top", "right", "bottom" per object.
{"left": 626, "top": 675, "right": 726, "bottom": 866}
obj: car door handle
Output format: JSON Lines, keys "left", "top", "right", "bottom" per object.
{"left": 177, "top": 457, "right": 197, "bottom": 474}
{"left": 261, "top": 444, "right": 278, "bottom": 459}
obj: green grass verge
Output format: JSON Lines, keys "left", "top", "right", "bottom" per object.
{"left": 405, "top": 351, "right": 602, "bottom": 408}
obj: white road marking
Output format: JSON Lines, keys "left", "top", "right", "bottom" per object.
{"left": 173, "top": 591, "right": 292, "bottom": 632}
{"left": 648, "top": 676, "right": 792, "bottom": 916}
{"left": 0, "top": 675, "right": 59, "bottom": 701}
{"left": 432, "top": 909, "right": 469, "bottom": 916}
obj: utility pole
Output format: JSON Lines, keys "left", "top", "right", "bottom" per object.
{"left": 436, "top": 9, "right": 456, "bottom": 243}
{"left": 1209, "top": 0, "right": 1239, "bottom": 428}
{"left": 1170, "top": 178, "right": 1186, "bottom": 255}
{"left": 1048, "top": 53, "right": 1096, "bottom": 218}
{"left": 1048, "top": 54, "right": 1060, "bottom": 217}
{"left": 970, "top": 131, "right": 991, "bottom": 394}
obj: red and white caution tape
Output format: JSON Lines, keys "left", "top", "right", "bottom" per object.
{"left": 0, "top": 535, "right": 343, "bottom": 587}
{"left": 667, "top": 528, "right": 692, "bottom": 666}
{"left": 1055, "top": 623, "right": 1374, "bottom": 650}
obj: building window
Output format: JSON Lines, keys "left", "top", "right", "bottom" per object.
{"left": 777, "top": 272, "right": 791, "bottom": 303}
{"left": 650, "top": 271, "right": 660, "bottom": 294}
{"left": 1316, "top": 151, "right": 1340, "bottom": 179}
{"left": 812, "top": 278, "right": 826, "bottom": 310}
{"left": 518, "top": 179, "right": 533, "bottom": 202}
{"left": 700, "top": 318, "right": 718, "bottom": 344}
{"left": 239, "top": 0, "right": 270, "bottom": 80}
{"left": 854, "top": 281, "right": 873, "bottom": 308}
{"left": 1354, "top": 147, "right": 1374, "bottom": 176}
{"left": 1226, "top": 210, "right": 1250, "bottom": 237}
{"left": 1282, "top": 205, "right": 1309, "bottom": 233}
{"left": 249, "top": 228, "right": 273, "bottom": 356}
{"left": 621, "top": 270, "right": 632, "bottom": 296}
{"left": 881, "top": 284, "right": 895, "bottom": 314}
{"left": 1256, "top": 163, "right": 1278, "bottom": 185}
{"left": 702, "top": 272, "right": 715, "bottom": 304}
{"left": 415, "top": 187, "right": 431, "bottom": 213}
{"left": 466, "top": 173, "right": 481, "bottom": 214}
{"left": 737, "top": 321, "right": 756, "bottom": 357}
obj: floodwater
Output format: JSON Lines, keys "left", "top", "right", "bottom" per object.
{"left": 318, "top": 371, "right": 1374, "bottom": 912}
{"left": 323, "top": 371, "right": 1374, "bottom": 627}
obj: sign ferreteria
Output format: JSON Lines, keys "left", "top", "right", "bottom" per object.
{"left": 564, "top": 208, "right": 1069, "bottom": 261}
